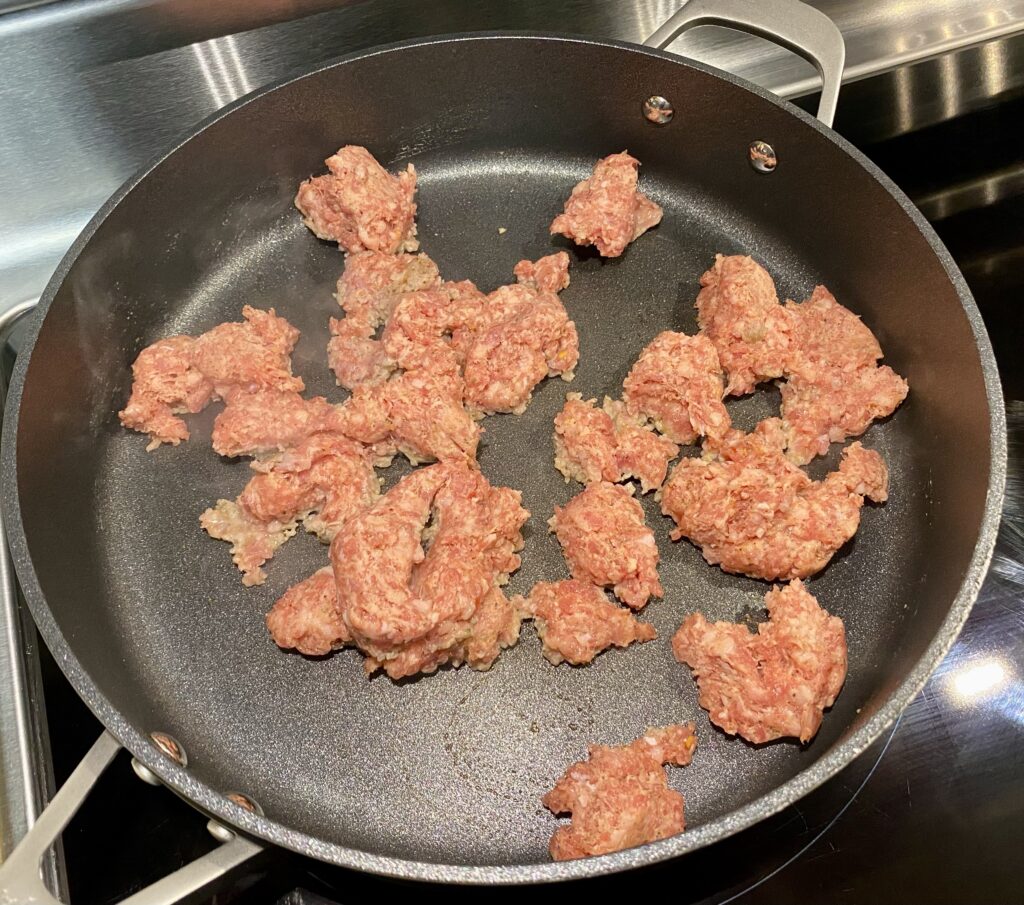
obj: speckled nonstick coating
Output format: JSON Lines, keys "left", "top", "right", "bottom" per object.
{"left": 1, "top": 35, "right": 1005, "bottom": 883}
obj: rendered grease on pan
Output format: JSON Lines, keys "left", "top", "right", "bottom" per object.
{"left": 115, "top": 143, "right": 915, "bottom": 864}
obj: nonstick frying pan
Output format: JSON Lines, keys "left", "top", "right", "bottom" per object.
{"left": 0, "top": 0, "right": 1006, "bottom": 895}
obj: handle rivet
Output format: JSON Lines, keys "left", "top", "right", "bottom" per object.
{"left": 149, "top": 731, "right": 187, "bottom": 767}
{"left": 643, "top": 95, "right": 674, "bottom": 124}
{"left": 207, "top": 792, "right": 264, "bottom": 843}
{"left": 226, "top": 792, "right": 264, "bottom": 816}
{"left": 749, "top": 140, "right": 778, "bottom": 172}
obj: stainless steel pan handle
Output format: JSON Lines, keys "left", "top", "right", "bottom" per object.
{"left": 644, "top": 0, "right": 846, "bottom": 126}
{"left": 0, "top": 731, "right": 263, "bottom": 905}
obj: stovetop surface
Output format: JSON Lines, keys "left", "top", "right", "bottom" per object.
{"left": 3, "top": 14, "right": 1023, "bottom": 905}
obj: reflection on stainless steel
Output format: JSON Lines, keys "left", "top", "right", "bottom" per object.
{"left": 893, "top": 64, "right": 915, "bottom": 138}
{"left": 4, "top": 0, "right": 1017, "bottom": 80}
{"left": 644, "top": 0, "right": 847, "bottom": 127}
{"left": 980, "top": 37, "right": 1011, "bottom": 96}
{"left": 915, "top": 163, "right": 1024, "bottom": 223}
{"left": 829, "top": 32, "right": 1024, "bottom": 144}
{"left": 191, "top": 35, "right": 253, "bottom": 109}
{"left": 992, "top": 402, "right": 1024, "bottom": 582}
{"left": 937, "top": 52, "right": 960, "bottom": 123}
{"left": 0, "top": 729, "right": 263, "bottom": 905}
{"left": 805, "top": 0, "right": 1024, "bottom": 95}
{"left": 0, "top": 505, "right": 35, "bottom": 859}
{"left": 0, "top": 0, "right": 54, "bottom": 13}
{"left": 652, "top": 0, "right": 1024, "bottom": 97}
{"left": 0, "top": 0, "right": 359, "bottom": 67}
{"left": 225, "top": 792, "right": 263, "bottom": 815}
{"left": 130, "top": 757, "right": 162, "bottom": 787}
{"left": 1, "top": 0, "right": 1023, "bottom": 316}
{"left": 149, "top": 731, "right": 188, "bottom": 768}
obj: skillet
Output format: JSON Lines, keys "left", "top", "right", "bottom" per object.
{"left": 0, "top": 0, "right": 1005, "bottom": 892}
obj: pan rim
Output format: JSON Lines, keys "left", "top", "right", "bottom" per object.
{"left": 1, "top": 31, "right": 1007, "bottom": 884}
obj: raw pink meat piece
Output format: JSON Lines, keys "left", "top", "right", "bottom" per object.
{"left": 294, "top": 145, "right": 418, "bottom": 254}
{"left": 661, "top": 418, "right": 888, "bottom": 581}
{"left": 672, "top": 580, "right": 846, "bottom": 744}
{"left": 120, "top": 306, "right": 302, "bottom": 450}
{"left": 266, "top": 567, "right": 350, "bottom": 656}
{"left": 549, "top": 482, "right": 662, "bottom": 610}
{"left": 516, "top": 579, "right": 656, "bottom": 666}
{"left": 544, "top": 724, "right": 697, "bottom": 861}
{"left": 696, "top": 254, "right": 793, "bottom": 396}
{"left": 201, "top": 433, "right": 379, "bottom": 585}
{"left": 781, "top": 286, "right": 909, "bottom": 464}
{"left": 550, "top": 152, "right": 663, "bottom": 257}
{"left": 622, "top": 331, "right": 731, "bottom": 445}
{"left": 326, "top": 463, "right": 528, "bottom": 679}
{"left": 553, "top": 394, "right": 678, "bottom": 493}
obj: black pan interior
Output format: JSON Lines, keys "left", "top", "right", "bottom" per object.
{"left": 8, "top": 37, "right": 993, "bottom": 868}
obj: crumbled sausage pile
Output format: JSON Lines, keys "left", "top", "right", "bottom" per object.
{"left": 660, "top": 418, "right": 889, "bottom": 581}
{"left": 549, "top": 482, "right": 663, "bottom": 610}
{"left": 696, "top": 254, "right": 908, "bottom": 462}
{"left": 515, "top": 579, "right": 656, "bottom": 666}
{"left": 201, "top": 433, "right": 379, "bottom": 586}
{"left": 294, "top": 145, "right": 419, "bottom": 254}
{"left": 119, "top": 306, "right": 302, "bottom": 450}
{"left": 270, "top": 462, "right": 527, "bottom": 679}
{"left": 519, "top": 467, "right": 663, "bottom": 665}
{"left": 554, "top": 394, "right": 678, "bottom": 494}
{"left": 516, "top": 466, "right": 662, "bottom": 666}
{"left": 622, "top": 330, "right": 731, "bottom": 445}
{"left": 119, "top": 144, "right": 910, "bottom": 863}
